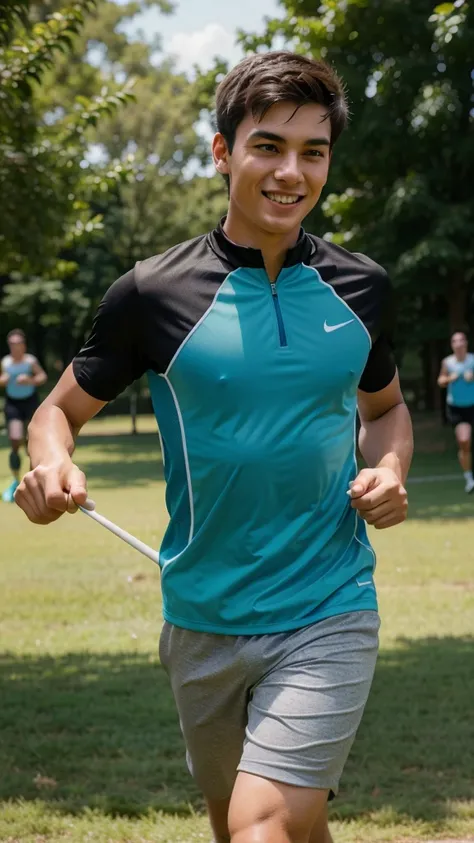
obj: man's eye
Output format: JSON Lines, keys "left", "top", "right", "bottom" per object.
{"left": 256, "top": 144, "right": 278, "bottom": 153}
{"left": 306, "top": 149, "right": 324, "bottom": 158}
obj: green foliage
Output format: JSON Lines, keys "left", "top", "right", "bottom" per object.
{"left": 0, "top": 0, "right": 228, "bottom": 370}
{"left": 0, "top": 0, "right": 135, "bottom": 283}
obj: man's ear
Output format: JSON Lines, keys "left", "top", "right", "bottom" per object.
{"left": 212, "top": 132, "right": 230, "bottom": 175}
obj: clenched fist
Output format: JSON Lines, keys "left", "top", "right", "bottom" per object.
{"left": 349, "top": 467, "right": 408, "bottom": 530}
{"left": 15, "top": 459, "right": 88, "bottom": 525}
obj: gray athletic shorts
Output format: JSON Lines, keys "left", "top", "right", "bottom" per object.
{"left": 159, "top": 610, "right": 380, "bottom": 800}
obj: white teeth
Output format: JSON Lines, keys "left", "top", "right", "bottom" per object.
{"left": 265, "top": 192, "right": 301, "bottom": 205}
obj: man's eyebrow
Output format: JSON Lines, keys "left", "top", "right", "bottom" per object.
{"left": 248, "top": 130, "right": 330, "bottom": 146}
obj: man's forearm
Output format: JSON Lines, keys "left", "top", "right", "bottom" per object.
{"left": 358, "top": 402, "right": 413, "bottom": 483}
{"left": 438, "top": 373, "right": 457, "bottom": 387}
{"left": 28, "top": 403, "right": 79, "bottom": 469}
{"left": 32, "top": 373, "right": 47, "bottom": 387}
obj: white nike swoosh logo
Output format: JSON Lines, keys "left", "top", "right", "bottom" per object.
{"left": 324, "top": 319, "right": 355, "bottom": 333}
{"left": 357, "top": 579, "right": 374, "bottom": 587}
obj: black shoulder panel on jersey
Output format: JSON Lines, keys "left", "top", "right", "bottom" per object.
{"left": 73, "top": 268, "right": 148, "bottom": 401}
{"left": 73, "top": 234, "right": 229, "bottom": 401}
{"left": 358, "top": 335, "right": 397, "bottom": 393}
{"left": 135, "top": 232, "right": 230, "bottom": 374}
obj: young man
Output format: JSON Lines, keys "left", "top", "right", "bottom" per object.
{"left": 438, "top": 330, "right": 474, "bottom": 493}
{"left": 1, "top": 329, "right": 47, "bottom": 502}
{"left": 15, "top": 52, "right": 412, "bottom": 843}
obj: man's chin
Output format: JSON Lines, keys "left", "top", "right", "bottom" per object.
{"left": 258, "top": 211, "right": 305, "bottom": 236}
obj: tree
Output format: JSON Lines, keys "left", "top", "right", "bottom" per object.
{"left": 0, "top": 1, "right": 135, "bottom": 279}
{"left": 1, "top": 0, "right": 228, "bottom": 369}
{"left": 240, "top": 0, "right": 474, "bottom": 408}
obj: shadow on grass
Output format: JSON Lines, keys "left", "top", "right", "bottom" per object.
{"left": 407, "top": 480, "right": 474, "bottom": 520}
{"left": 0, "top": 431, "right": 164, "bottom": 489}
{"left": 337, "top": 635, "right": 474, "bottom": 822}
{"left": 75, "top": 433, "right": 164, "bottom": 488}
{"left": 0, "top": 637, "right": 473, "bottom": 823}
{"left": 0, "top": 651, "right": 196, "bottom": 817}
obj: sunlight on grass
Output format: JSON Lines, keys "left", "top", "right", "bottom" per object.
{"left": 0, "top": 418, "right": 473, "bottom": 842}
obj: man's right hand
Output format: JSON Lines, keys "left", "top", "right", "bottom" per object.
{"left": 14, "top": 460, "right": 88, "bottom": 525}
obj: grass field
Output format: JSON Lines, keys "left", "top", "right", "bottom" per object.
{"left": 0, "top": 413, "right": 473, "bottom": 843}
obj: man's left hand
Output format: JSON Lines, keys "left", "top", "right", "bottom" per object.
{"left": 349, "top": 467, "right": 408, "bottom": 529}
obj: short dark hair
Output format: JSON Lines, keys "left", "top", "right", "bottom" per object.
{"left": 7, "top": 328, "right": 26, "bottom": 342}
{"left": 215, "top": 51, "right": 348, "bottom": 153}
{"left": 451, "top": 330, "right": 467, "bottom": 339}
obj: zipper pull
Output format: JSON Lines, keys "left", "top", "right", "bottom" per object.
{"left": 270, "top": 282, "right": 277, "bottom": 296}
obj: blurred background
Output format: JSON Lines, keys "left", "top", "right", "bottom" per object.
{"left": 1, "top": 4, "right": 473, "bottom": 843}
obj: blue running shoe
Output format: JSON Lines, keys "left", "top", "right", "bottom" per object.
{"left": 2, "top": 479, "right": 19, "bottom": 503}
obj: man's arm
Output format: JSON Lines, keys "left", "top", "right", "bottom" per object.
{"left": 437, "top": 358, "right": 457, "bottom": 388}
{"left": 357, "top": 372, "right": 413, "bottom": 483}
{"left": 15, "top": 365, "right": 105, "bottom": 523}
{"left": 350, "top": 372, "right": 413, "bottom": 529}
{"left": 30, "top": 357, "right": 48, "bottom": 387}
{"left": 28, "top": 364, "right": 105, "bottom": 468}
{"left": 0, "top": 357, "right": 9, "bottom": 388}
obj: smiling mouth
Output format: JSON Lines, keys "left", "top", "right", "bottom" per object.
{"left": 262, "top": 191, "right": 305, "bottom": 206}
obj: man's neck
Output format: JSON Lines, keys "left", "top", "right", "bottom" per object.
{"left": 223, "top": 211, "right": 300, "bottom": 282}
{"left": 455, "top": 351, "right": 468, "bottom": 361}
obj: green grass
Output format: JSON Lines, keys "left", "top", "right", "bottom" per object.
{"left": 0, "top": 414, "right": 473, "bottom": 842}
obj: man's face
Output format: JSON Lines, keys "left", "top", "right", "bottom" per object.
{"left": 213, "top": 101, "right": 332, "bottom": 238}
{"left": 451, "top": 332, "right": 468, "bottom": 356}
{"left": 8, "top": 335, "right": 26, "bottom": 360}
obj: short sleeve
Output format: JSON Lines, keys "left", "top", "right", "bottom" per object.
{"left": 73, "top": 268, "right": 149, "bottom": 401}
{"left": 358, "top": 334, "right": 396, "bottom": 393}
{"left": 357, "top": 258, "right": 397, "bottom": 392}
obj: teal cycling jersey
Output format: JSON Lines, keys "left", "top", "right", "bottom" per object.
{"left": 74, "top": 222, "right": 396, "bottom": 634}
{"left": 2, "top": 354, "right": 37, "bottom": 400}
{"left": 446, "top": 353, "right": 474, "bottom": 407}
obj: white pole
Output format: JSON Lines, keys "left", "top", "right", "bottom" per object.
{"left": 79, "top": 498, "right": 159, "bottom": 565}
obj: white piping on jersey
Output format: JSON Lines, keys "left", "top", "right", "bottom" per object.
{"left": 157, "top": 425, "right": 166, "bottom": 468}
{"left": 164, "top": 274, "right": 232, "bottom": 378}
{"left": 159, "top": 272, "right": 235, "bottom": 562}
{"left": 303, "top": 264, "right": 373, "bottom": 349}
{"left": 159, "top": 373, "right": 194, "bottom": 550}
{"left": 354, "top": 530, "right": 376, "bottom": 568}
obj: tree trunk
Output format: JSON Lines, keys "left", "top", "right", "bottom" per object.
{"left": 31, "top": 298, "right": 45, "bottom": 363}
{"left": 449, "top": 281, "right": 467, "bottom": 333}
{"left": 421, "top": 338, "right": 443, "bottom": 412}
{"left": 130, "top": 384, "right": 138, "bottom": 435}
{"left": 430, "top": 340, "right": 442, "bottom": 412}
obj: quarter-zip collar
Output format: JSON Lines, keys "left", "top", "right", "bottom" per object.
{"left": 208, "top": 217, "right": 315, "bottom": 271}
